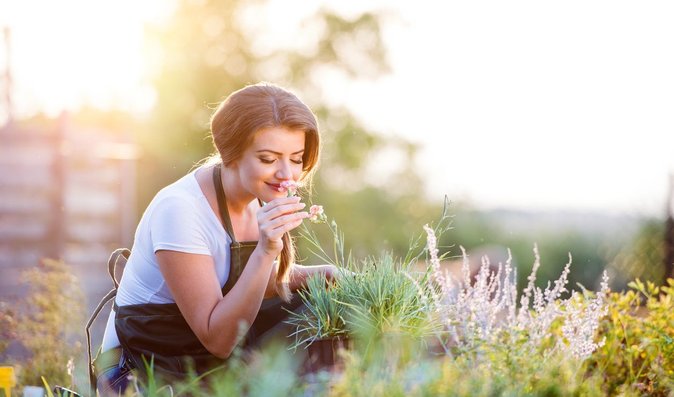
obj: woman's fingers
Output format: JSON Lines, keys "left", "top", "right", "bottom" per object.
{"left": 259, "top": 196, "right": 302, "bottom": 213}
{"left": 260, "top": 211, "right": 309, "bottom": 239}
{"left": 256, "top": 196, "right": 310, "bottom": 255}
{"left": 257, "top": 216, "right": 305, "bottom": 255}
{"left": 258, "top": 197, "right": 305, "bottom": 222}
{"left": 266, "top": 203, "right": 306, "bottom": 221}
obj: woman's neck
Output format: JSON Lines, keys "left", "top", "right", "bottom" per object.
{"left": 219, "top": 164, "right": 255, "bottom": 215}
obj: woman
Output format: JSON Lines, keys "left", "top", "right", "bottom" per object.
{"left": 94, "top": 83, "right": 336, "bottom": 394}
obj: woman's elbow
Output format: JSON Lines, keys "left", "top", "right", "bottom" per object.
{"left": 201, "top": 321, "right": 248, "bottom": 359}
{"left": 202, "top": 336, "right": 236, "bottom": 359}
{"left": 208, "top": 345, "right": 233, "bottom": 359}
{"left": 200, "top": 304, "right": 253, "bottom": 358}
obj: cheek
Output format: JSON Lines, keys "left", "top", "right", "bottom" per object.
{"left": 293, "top": 164, "right": 305, "bottom": 179}
{"left": 245, "top": 163, "right": 268, "bottom": 178}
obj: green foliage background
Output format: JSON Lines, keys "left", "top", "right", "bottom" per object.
{"left": 56, "top": 0, "right": 664, "bottom": 299}
{"left": 125, "top": 0, "right": 671, "bottom": 293}
{"left": 132, "top": 0, "right": 443, "bottom": 267}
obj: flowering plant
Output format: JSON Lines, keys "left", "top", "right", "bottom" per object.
{"left": 278, "top": 180, "right": 299, "bottom": 197}
{"left": 422, "top": 224, "right": 609, "bottom": 362}
{"left": 276, "top": 181, "right": 325, "bottom": 223}
{"left": 308, "top": 205, "right": 326, "bottom": 223}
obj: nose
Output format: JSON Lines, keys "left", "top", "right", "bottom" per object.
{"left": 275, "top": 159, "right": 293, "bottom": 180}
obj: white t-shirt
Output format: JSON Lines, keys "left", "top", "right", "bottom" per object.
{"left": 101, "top": 167, "right": 233, "bottom": 351}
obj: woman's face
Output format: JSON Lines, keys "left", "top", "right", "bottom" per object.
{"left": 234, "top": 126, "right": 306, "bottom": 202}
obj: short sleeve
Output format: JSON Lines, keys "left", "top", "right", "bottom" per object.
{"left": 149, "top": 195, "right": 212, "bottom": 256}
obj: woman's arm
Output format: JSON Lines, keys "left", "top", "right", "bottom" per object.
{"left": 288, "top": 264, "right": 337, "bottom": 291}
{"left": 157, "top": 248, "right": 276, "bottom": 358}
{"left": 262, "top": 261, "right": 337, "bottom": 297}
{"left": 158, "top": 196, "right": 309, "bottom": 359}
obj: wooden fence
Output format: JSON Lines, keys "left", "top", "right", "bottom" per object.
{"left": 0, "top": 114, "right": 137, "bottom": 305}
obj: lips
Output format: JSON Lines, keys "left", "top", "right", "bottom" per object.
{"left": 265, "top": 182, "right": 282, "bottom": 192}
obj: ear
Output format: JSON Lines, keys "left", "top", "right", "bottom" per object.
{"left": 224, "top": 159, "right": 239, "bottom": 170}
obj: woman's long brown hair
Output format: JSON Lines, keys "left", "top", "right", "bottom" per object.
{"left": 209, "top": 82, "right": 320, "bottom": 302}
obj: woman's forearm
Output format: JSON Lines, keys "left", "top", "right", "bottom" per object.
{"left": 289, "top": 264, "right": 334, "bottom": 291}
{"left": 205, "top": 248, "right": 277, "bottom": 357}
{"left": 202, "top": 261, "right": 332, "bottom": 357}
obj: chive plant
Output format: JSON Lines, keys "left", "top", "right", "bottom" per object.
{"left": 288, "top": 200, "right": 453, "bottom": 349}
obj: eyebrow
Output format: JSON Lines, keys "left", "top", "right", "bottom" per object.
{"left": 256, "top": 149, "right": 305, "bottom": 155}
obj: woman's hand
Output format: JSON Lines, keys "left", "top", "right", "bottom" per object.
{"left": 288, "top": 264, "right": 354, "bottom": 291}
{"left": 324, "top": 264, "right": 340, "bottom": 284}
{"left": 256, "top": 196, "right": 309, "bottom": 256}
{"left": 327, "top": 265, "right": 356, "bottom": 283}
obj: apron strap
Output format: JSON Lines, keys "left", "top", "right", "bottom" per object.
{"left": 213, "top": 164, "right": 238, "bottom": 243}
{"left": 86, "top": 289, "right": 116, "bottom": 395}
{"left": 212, "top": 164, "right": 262, "bottom": 296}
{"left": 108, "top": 248, "right": 131, "bottom": 290}
{"left": 86, "top": 248, "right": 130, "bottom": 395}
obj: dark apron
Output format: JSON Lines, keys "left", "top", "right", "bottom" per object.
{"left": 113, "top": 164, "right": 301, "bottom": 380}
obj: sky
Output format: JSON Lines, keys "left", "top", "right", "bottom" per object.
{"left": 1, "top": 0, "right": 673, "bottom": 217}
{"left": 0, "top": 0, "right": 164, "bottom": 116}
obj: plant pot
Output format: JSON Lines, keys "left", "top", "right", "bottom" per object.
{"left": 425, "top": 335, "right": 448, "bottom": 358}
{"left": 0, "top": 366, "right": 16, "bottom": 397}
{"left": 22, "top": 386, "right": 45, "bottom": 397}
{"left": 302, "top": 336, "right": 351, "bottom": 374}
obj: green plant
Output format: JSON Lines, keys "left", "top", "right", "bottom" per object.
{"left": 585, "top": 278, "right": 674, "bottom": 396}
{"left": 29, "top": 194, "right": 674, "bottom": 395}
{"left": 112, "top": 342, "right": 303, "bottom": 397}
{"left": 336, "top": 253, "right": 436, "bottom": 340}
{"left": 16, "top": 259, "right": 84, "bottom": 388}
{"left": 288, "top": 253, "right": 438, "bottom": 348}
{"left": 151, "top": 274, "right": 671, "bottom": 396}
{"left": 287, "top": 202, "right": 453, "bottom": 349}
{"left": 287, "top": 272, "right": 349, "bottom": 345}
{"left": 326, "top": 327, "right": 607, "bottom": 397}
{"left": 0, "top": 300, "right": 16, "bottom": 355}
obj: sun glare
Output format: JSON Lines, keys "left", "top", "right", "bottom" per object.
{"left": 0, "top": 0, "right": 171, "bottom": 118}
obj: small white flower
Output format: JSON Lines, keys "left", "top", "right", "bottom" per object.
{"left": 279, "top": 180, "right": 299, "bottom": 197}
{"left": 309, "top": 205, "right": 326, "bottom": 223}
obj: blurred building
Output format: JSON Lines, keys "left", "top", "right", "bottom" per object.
{"left": 0, "top": 113, "right": 137, "bottom": 307}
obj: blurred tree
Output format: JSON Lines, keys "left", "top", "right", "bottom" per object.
{"left": 608, "top": 219, "right": 666, "bottom": 290}
{"left": 139, "top": 0, "right": 440, "bottom": 257}
{"left": 665, "top": 175, "right": 674, "bottom": 281}
{"left": 139, "top": 0, "right": 259, "bottom": 199}
{"left": 137, "top": 0, "right": 621, "bottom": 278}
{"left": 666, "top": 213, "right": 673, "bottom": 280}
{"left": 513, "top": 232, "right": 608, "bottom": 293}
{"left": 449, "top": 208, "right": 610, "bottom": 293}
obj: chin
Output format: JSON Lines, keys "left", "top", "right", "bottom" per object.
{"left": 257, "top": 191, "right": 285, "bottom": 203}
